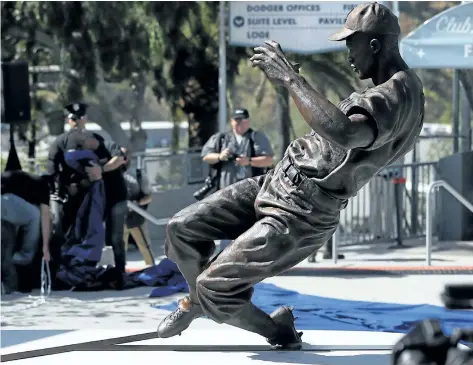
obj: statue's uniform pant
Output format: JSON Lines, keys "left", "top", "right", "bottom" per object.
{"left": 165, "top": 156, "right": 348, "bottom": 324}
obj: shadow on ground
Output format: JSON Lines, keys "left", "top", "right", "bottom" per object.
{"left": 1, "top": 330, "right": 74, "bottom": 348}
{"left": 249, "top": 351, "right": 390, "bottom": 365}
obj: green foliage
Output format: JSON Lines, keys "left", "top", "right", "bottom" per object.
{"left": 150, "top": 2, "right": 249, "bottom": 147}
{"left": 1, "top": 1, "right": 466, "bottom": 152}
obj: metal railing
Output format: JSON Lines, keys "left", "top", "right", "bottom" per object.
{"left": 12, "top": 153, "right": 440, "bottom": 245}
{"left": 10, "top": 149, "right": 209, "bottom": 190}
{"left": 337, "top": 161, "right": 438, "bottom": 247}
{"left": 425, "top": 180, "right": 473, "bottom": 266}
{"left": 332, "top": 161, "right": 438, "bottom": 263}
{"left": 127, "top": 201, "right": 170, "bottom": 226}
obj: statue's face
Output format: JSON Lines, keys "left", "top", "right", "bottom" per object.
{"left": 346, "top": 32, "right": 379, "bottom": 80}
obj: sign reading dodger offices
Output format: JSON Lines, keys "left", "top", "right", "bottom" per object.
{"left": 229, "top": 2, "right": 362, "bottom": 54}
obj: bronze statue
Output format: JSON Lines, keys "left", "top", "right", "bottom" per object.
{"left": 157, "top": 2, "right": 425, "bottom": 349}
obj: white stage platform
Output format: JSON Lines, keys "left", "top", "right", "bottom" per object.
{"left": 1, "top": 327, "right": 400, "bottom": 364}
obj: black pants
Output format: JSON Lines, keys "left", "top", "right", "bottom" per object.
{"left": 166, "top": 156, "right": 347, "bottom": 324}
{"left": 105, "top": 200, "right": 127, "bottom": 272}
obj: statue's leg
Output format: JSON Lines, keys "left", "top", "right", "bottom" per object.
{"left": 194, "top": 213, "right": 330, "bottom": 348}
{"left": 158, "top": 175, "right": 265, "bottom": 338}
{"left": 194, "top": 161, "right": 347, "bottom": 348}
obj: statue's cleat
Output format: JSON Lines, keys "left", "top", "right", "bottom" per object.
{"left": 157, "top": 297, "right": 204, "bottom": 338}
{"left": 266, "top": 306, "right": 303, "bottom": 350}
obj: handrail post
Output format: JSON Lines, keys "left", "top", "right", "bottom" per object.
{"left": 425, "top": 179, "right": 473, "bottom": 267}
{"left": 137, "top": 155, "right": 143, "bottom": 170}
{"left": 127, "top": 201, "right": 169, "bottom": 226}
{"left": 425, "top": 182, "right": 438, "bottom": 266}
{"left": 332, "top": 228, "right": 340, "bottom": 264}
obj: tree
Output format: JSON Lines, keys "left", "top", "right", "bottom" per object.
{"left": 2, "top": 1, "right": 162, "bottom": 150}
{"left": 3, "top": 2, "right": 250, "bottom": 150}
{"left": 1, "top": 2, "right": 56, "bottom": 161}
{"left": 150, "top": 2, "right": 248, "bottom": 149}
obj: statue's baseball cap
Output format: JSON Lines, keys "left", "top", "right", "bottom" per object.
{"left": 329, "top": 2, "right": 400, "bottom": 41}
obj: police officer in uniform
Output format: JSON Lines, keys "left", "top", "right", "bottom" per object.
{"left": 46, "top": 103, "right": 129, "bottom": 286}
{"left": 47, "top": 103, "right": 90, "bottom": 272}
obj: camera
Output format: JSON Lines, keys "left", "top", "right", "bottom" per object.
{"left": 226, "top": 152, "right": 239, "bottom": 162}
{"left": 118, "top": 148, "right": 129, "bottom": 173}
{"left": 193, "top": 175, "right": 217, "bottom": 201}
{"left": 224, "top": 143, "right": 239, "bottom": 162}
{"left": 392, "top": 284, "right": 473, "bottom": 365}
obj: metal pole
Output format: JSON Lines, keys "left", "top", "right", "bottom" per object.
{"left": 452, "top": 70, "right": 460, "bottom": 153}
{"left": 460, "top": 82, "right": 471, "bottom": 152}
{"left": 411, "top": 152, "right": 418, "bottom": 235}
{"left": 127, "top": 201, "right": 170, "bottom": 226}
{"left": 461, "top": 0, "right": 472, "bottom": 152}
{"left": 426, "top": 179, "right": 473, "bottom": 266}
{"left": 332, "top": 228, "right": 339, "bottom": 264}
{"left": 426, "top": 184, "right": 435, "bottom": 266}
{"left": 392, "top": 1, "right": 400, "bottom": 18}
{"left": 394, "top": 181, "right": 404, "bottom": 247}
{"left": 137, "top": 155, "right": 143, "bottom": 170}
{"left": 218, "top": 1, "right": 227, "bottom": 133}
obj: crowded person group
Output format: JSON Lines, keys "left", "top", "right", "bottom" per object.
{"left": 1, "top": 103, "right": 154, "bottom": 294}
{"left": 1, "top": 103, "right": 275, "bottom": 294}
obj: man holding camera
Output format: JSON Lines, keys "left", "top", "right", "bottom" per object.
{"left": 199, "top": 108, "right": 274, "bottom": 249}
{"left": 201, "top": 108, "right": 274, "bottom": 192}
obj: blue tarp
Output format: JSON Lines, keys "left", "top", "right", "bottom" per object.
{"left": 55, "top": 150, "right": 108, "bottom": 288}
{"left": 129, "top": 258, "right": 188, "bottom": 295}
{"left": 153, "top": 282, "right": 473, "bottom": 335}
{"left": 63, "top": 149, "right": 105, "bottom": 265}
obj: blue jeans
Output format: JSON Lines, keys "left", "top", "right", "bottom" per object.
{"left": 1, "top": 193, "right": 41, "bottom": 266}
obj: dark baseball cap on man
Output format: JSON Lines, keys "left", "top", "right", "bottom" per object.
{"left": 232, "top": 108, "right": 250, "bottom": 120}
{"left": 329, "top": 2, "right": 400, "bottom": 41}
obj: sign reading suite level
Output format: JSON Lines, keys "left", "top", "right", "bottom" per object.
{"left": 229, "top": 2, "right": 362, "bottom": 54}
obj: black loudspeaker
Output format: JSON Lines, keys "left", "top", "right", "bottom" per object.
{"left": 437, "top": 151, "right": 473, "bottom": 241}
{"left": 1, "top": 61, "right": 31, "bottom": 124}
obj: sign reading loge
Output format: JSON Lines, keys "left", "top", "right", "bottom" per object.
{"left": 400, "top": 2, "right": 473, "bottom": 69}
{"left": 229, "top": 2, "right": 363, "bottom": 54}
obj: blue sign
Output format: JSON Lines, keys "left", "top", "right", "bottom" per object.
{"left": 400, "top": 3, "right": 473, "bottom": 69}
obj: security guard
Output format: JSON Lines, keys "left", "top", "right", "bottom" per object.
{"left": 46, "top": 102, "right": 90, "bottom": 271}
{"left": 46, "top": 103, "right": 129, "bottom": 286}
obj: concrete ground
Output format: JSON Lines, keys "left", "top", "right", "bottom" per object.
{"left": 1, "top": 239, "right": 472, "bottom": 364}
{"left": 1, "top": 238, "right": 471, "bottom": 329}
